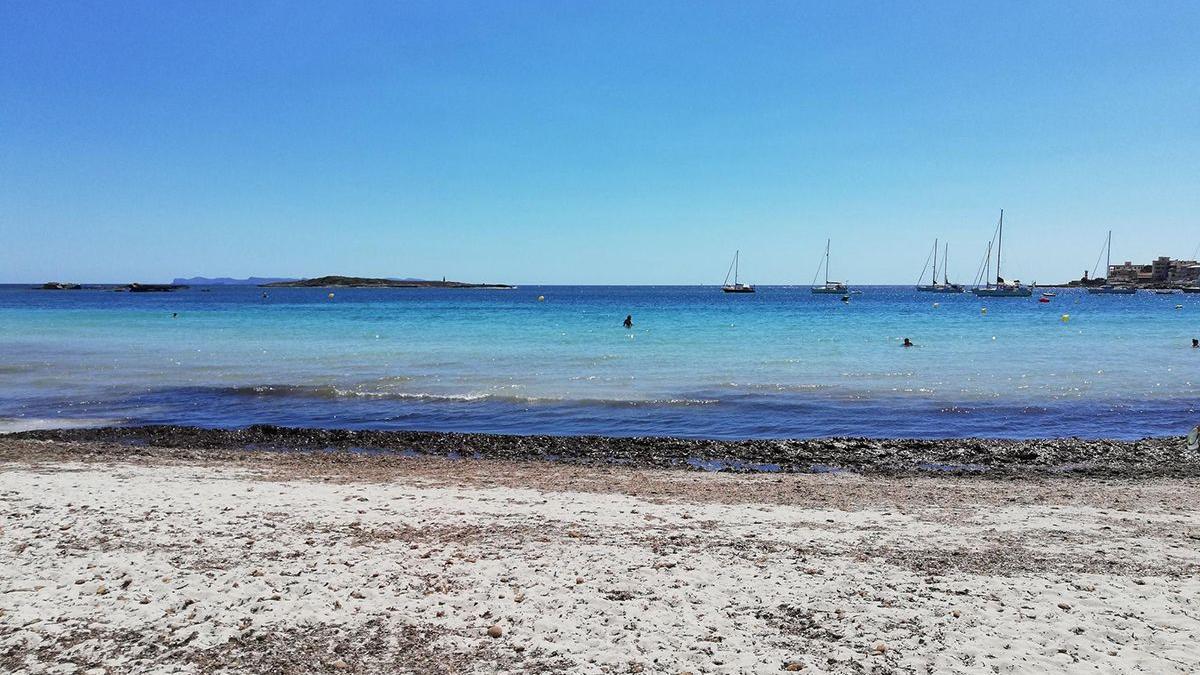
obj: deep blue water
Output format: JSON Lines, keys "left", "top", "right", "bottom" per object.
{"left": 1, "top": 284, "right": 1197, "bottom": 439}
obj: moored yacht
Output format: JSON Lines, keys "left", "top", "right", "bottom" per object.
{"left": 972, "top": 210, "right": 1033, "bottom": 297}
{"left": 916, "top": 239, "right": 964, "bottom": 293}
{"left": 811, "top": 239, "right": 849, "bottom": 294}
{"left": 1086, "top": 231, "right": 1137, "bottom": 294}
{"left": 721, "top": 250, "right": 755, "bottom": 293}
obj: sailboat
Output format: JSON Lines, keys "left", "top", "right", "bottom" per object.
{"left": 721, "top": 250, "right": 755, "bottom": 293}
{"left": 972, "top": 210, "right": 1033, "bottom": 297}
{"left": 916, "top": 239, "right": 964, "bottom": 293}
{"left": 1087, "top": 231, "right": 1137, "bottom": 294}
{"left": 811, "top": 239, "right": 848, "bottom": 294}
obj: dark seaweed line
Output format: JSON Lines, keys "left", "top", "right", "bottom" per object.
{"left": 7, "top": 425, "right": 1199, "bottom": 478}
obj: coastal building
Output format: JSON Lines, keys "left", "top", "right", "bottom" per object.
{"left": 1107, "top": 256, "right": 1200, "bottom": 285}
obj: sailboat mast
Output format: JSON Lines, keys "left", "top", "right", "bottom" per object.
{"left": 996, "top": 209, "right": 1004, "bottom": 284}
{"left": 1105, "top": 231, "right": 1111, "bottom": 280}
{"left": 926, "top": 237, "right": 936, "bottom": 282}
{"left": 824, "top": 239, "right": 830, "bottom": 285}
{"left": 943, "top": 243, "right": 949, "bottom": 284}
{"left": 734, "top": 250, "right": 739, "bottom": 285}
{"left": 985, "top": 241, "right": 992, "bottom": 288}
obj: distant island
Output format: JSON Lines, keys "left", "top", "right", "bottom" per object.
{"left": 260, "top": 275, "right": 514, "bottom": 289}
{"left": 173, "top": 276, "right": 298, "bottom": 286}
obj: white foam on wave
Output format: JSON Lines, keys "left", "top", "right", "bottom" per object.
{"left": 0, "top": 417, "right": 123, "bottom": 434}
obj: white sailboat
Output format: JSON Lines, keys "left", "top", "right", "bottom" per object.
{"left": 721, "top": 250, "right": 755, "bottom": 293}
{"left": 811, "top": 239, "right": 848, "bottom": 294}
{"left": 916, "top": 239, "right": 964, "bottom": 293}
{"left": 1087, "top": 231, "right": 1137, "bottom": 294}
{"left": 972, "top": 210, "right": 1033, "bottom": 297}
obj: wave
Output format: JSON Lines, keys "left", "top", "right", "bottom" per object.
{"left": 224, "top": 384, "right": 719, "bottom": 407}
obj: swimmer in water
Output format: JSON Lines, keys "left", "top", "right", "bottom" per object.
{"left": 1193, "top": 338, "right": 1199, "bottom": 348}
{"left": 623, "top": 314, "right": 633, "bottom": 329}
{"left": 171, "top": 313, "right": 178, "bottom": 319}
{"left": 902, "top": 337, "right": 914, "bottom": 347}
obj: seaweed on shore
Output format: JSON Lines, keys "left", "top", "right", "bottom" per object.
{"left": 7, "top": 425, "right": 1198, "bottom": 478}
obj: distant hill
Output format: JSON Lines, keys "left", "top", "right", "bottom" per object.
{"left": 261, "top": 275, "right": 514, "bottom": 289}
{"left": 173, "top": 277, "right": 298, "bottom": 286}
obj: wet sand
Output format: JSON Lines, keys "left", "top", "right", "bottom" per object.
{"left": 2, "top": 437, "right": 1199, "bottom": 674}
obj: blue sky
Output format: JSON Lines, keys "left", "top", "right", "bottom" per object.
{"left": 2, "top": 1, "right": 1197, "bottom": 284}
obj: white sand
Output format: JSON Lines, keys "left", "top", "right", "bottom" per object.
{"left": 2, "top": 454, "right": 1198, "bottom": 673}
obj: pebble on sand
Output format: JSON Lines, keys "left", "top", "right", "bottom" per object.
{"left": 487, "top": 624, "right": 503, "bottom": 638}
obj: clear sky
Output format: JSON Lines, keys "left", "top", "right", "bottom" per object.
{"left": 2, "top": 1, "right": 1198, "bottom": 284}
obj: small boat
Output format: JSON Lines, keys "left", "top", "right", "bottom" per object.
{"left": 811, "top": 239, "right": 849, "bottom": 294}
{"left": 721, "top": 250, "right": 755, "bottom": 293}
{"left": 1154, "top": 289, "right": 1177, "bottom": 295}
{"left": 1041, "top": 291, "right": 1057, "bottom": 297}
{"left": 916, "top": 239, "right": 965, "bottom": 293}
{"left": 1184, "top": 286, "right": 1200, "bottom": 294}
{"left": 972, "top": 210, "right": 1033, "bottom": 297}
{"left": 1087, "top": 231, "right": 1137, "bottom": 294}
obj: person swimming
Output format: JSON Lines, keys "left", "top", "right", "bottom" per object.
{"left": 902, "top": 337, "right": 914, "bottom": 347}
{"left": 623, "top": 315, "right": 633, "bottom": 329}
{"left": 171, "top": 312, "right": 178, "bottom": 319}
{"left": 1193, "top": 338, "right": 1199, "bottom": 348}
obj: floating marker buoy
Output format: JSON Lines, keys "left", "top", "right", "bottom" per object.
{"left": 1060, "top": 314, "right": 1070, "bottom": 323}
{"left": 1177, "top": 304, "right": 1184, "bottom": 310}
{"left": 537, "top": 295, "right": 545, "bottom": 302}
{"left": 327, "top": 292, "right": 334, "bottom": 299}
{"left": 1039, "top": 297, "right": 1050, "bottom": 303}
{"left": 981, "top": 307, "right": 988, "bottom": 315}
{"left": 932, "top": 302, "right": 940, "bottom": 308}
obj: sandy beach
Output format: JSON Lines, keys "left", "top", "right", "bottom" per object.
{"left": 2, "top": 437, "right": 1199, "bottom": 674}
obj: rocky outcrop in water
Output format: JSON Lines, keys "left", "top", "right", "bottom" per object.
{"left": 261, "top": 276, "right": 513, "bottom": 289}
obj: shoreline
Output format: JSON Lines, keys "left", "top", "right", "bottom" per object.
{"left": 2, "top": 438, "right": 1198, "bottom": 673}
{"left": 6, "top": 424, "right": 1198, "bottom": 478}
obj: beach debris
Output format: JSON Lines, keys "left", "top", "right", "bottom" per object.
{"left": 487, "top": 624, "right": 504, "bottom": 638}
{"left": 1057, "top": 602, "right": 1072, "bottom": 611}
{"left": 785, "top": 662, "right": 805, "bottom": 671}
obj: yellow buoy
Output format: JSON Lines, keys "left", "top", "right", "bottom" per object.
{"left": 1060, "top": 313, "right": 1070, "bottom": 323}
{"left": 537, "top": 295, "right": 545, "bottom": 302}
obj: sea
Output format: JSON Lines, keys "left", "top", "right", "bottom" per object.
{"left": 1, "top": 284, "right": 1196, "bottom": 439}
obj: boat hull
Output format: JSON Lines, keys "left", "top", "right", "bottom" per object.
{"left": 1087, "top": 287, "right": 1137, "bottom": 295}
{"left": 917, "top": 285, "right": 965, "bottom": 293}
{"left": 972, "top": 287, "right": 1033, "bottom": 298}
{"left": 811, "top": 287, "right": 848, "bottom": 294}
{"left": 722, "top": 286, "right": 755, "bottom": 293}
{"left": 1181, "top": 287, "right": 1200, "bottom": 293}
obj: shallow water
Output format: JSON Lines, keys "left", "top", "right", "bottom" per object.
{"left": 0, "top": 284, "right": 1196, "bottom": 438}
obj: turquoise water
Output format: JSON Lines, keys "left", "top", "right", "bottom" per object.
{"left": 0, "top": 285, "right": 1196, "bottom": 438}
